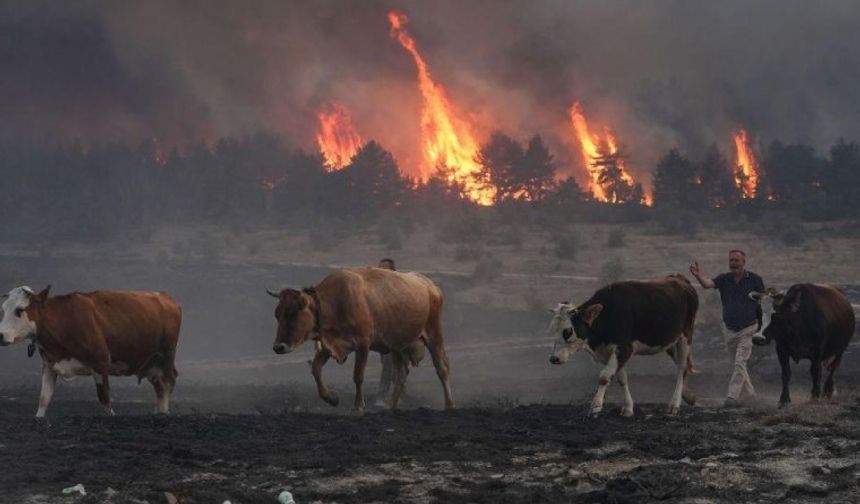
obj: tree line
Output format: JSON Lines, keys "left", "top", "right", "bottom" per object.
{"left": 0, "top": 132, "right": 857, "bottom": 242}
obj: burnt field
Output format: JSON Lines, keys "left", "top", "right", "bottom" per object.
{"left": 2, "top": 371, "right": 860, "bottom": 504}
{"left": 0, "top": 245, "right": 858, "bottom": 503}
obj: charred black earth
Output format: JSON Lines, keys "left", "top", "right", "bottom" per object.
{"left": 1, "top": 382, "right": 860, "bottom": 504}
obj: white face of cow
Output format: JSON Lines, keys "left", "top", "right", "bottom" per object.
{"left": 749, "top": 289, "right": 782, "bottom": 344}
{"left": 548, "top": 303, "right": 587, "bottom": 365}
{"left": 0, "top": 286, "right": 38, "bottom": 346}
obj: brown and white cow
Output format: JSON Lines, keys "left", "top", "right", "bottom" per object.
{"left": 549, "top": 275, "right": 698, "bottom": 416}
{"left": 750, "top": 283, "right": 855, "bottom": 407}
{"left": 0, "top": 286, "right": 182, "bottom": 417}
{"left": 268, "top": 267, "right": 453, "bottom": 412}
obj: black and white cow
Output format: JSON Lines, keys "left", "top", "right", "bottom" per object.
{"left": 750, "top": 283, "right": 855, "bottom": 407}
{"left": 548, "top": 275, "right": 698, "bottom": 416}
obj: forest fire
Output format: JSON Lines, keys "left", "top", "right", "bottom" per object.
{"left": 316, "top": 102, "right": 362, "bottom": 170}
{"left": 388, "top": 10, "right": 494, "bottom": 205}
{"left": 569, "top": 102, "right": 646, "bottom": 204}
{"left": 733, "top": 128, "right": 759, "bottom": 198}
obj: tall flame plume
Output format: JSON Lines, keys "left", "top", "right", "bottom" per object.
{"left": 569, "top": 102, "right": 647, "bottom": 204}
{"left": 316, "top": 102, "right": 362, "bottom": 171}
{"left": 388, "top": 10, "right": 494, "bottom": 205}
{"left": 733, "top": 129, "right": 758, "bottom": 198}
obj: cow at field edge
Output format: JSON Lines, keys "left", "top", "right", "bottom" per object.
{"left": 750, "top": 283, "right": 855, "bottom": 407}
{"left": 0, "top": 286, "right": 182, "bottom": 417}
{"left": 268, "top": 268, "right": 453, "bottom": 412}
{"left": 548, "top": 275, "right": 698, "bottom": 416}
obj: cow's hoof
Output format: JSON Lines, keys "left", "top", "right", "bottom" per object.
{"left": 353, "top": 407, "right": 365, "bottom": 416}
{"left": 587, "top": 408, "right": 602, "bottom": 418}
{"left": 682, "top": 391, "right": 696, "bottom": 406}
{"left": 322, "top": 393, "right": 340, "bottom": 407}
{"left": 667, "top": 405, "right": 681, "bottom": 416}
{"left": 620, "top": 407, "right": 634, "bottom": 417}
{"left": 32, "top": 416, "right": 51, "bottom": 429}
{"left": 778, "top": 400, "right": 790, "bottom": 409}
{"left": 752, "top": 335, "right": 768, "bottom": 346}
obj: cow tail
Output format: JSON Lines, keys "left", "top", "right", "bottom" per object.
{"left": 687, "top": 351, "right": 697, "bottom": 374}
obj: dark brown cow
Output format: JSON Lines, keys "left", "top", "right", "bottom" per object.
{"left": 269, "top": 267, "right": 453, "bottom": 412}
{"left": 548, "top": 275, "right": 698, "bottom": 416}
{"left": 750, "top": 283, "right": 856, "bottom": 407}
{"left": 0, "top": 286, "right": 182, "bottom": 417}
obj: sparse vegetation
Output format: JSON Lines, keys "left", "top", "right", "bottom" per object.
{"left": 453, "top": 244, "right": 483, "bottom": 262}
{"left": 471, "top": 253, "right": 504, "bottom": 283}
{"left": 607, "top": 228, "right": 626, "bottom": 248}
{"left": 551, "top": 232, "right": 580, "bottom": 260}
{"left": 779, "top": 224, "right": 807, "bottom": 247}
{"left": 600, "top": 256, "right": 626, "bottom": 284}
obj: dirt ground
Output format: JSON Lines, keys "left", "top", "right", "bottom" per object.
{"left": 2, "top": 371, "right": 860, "bottom": 504}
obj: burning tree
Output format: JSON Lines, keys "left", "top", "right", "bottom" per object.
{"left": 568, "top": 102, "right": 647, "bottom": 204}
{"left": 388, "top": 10, "right": 494, "bottom": 205}
{"left": 590, "top": 149, "right": 644, "bottom": 205}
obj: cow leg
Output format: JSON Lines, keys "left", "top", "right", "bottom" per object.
{"left": 809, "top": 357, "right": 822, "bottom": 401}
{"left": 149, "top": 375, "right": 169, "bottom": 414}
{"left": 94, "top": 373, "right": 115, "bottom": 416}
{"left": 426, "top": 324, "right": 455, "bottom": 410}
{"left": 824, "top": 353, "right": 843, "bottom": 399}
{"left": 375, "top": 353, "right": 394, "bottom": 407}
{"left": 35, "top": 364, "right": 57, "bottom": 418}
{"left": 666, "top": 347, "right": 696, "bottom": 406}
{"left": 312, "top": 349, "right": 339, "bottom": 407}
{"left": 668, "top": 337, "right": 690, "bottom": 415}
{"left": 616, "top": 368, "right": 634, "bottom": 417}
{"left": 777, "top": 344, "right": 792, "bottom": 408}
{"left": 353, "top": 345, "right": 369, "bottom": 412}
{"left": 589, "top": 347, "right": 619, "bottom": 417}
{"left": 386, "top": 352, "right": 408, "bottom": 410}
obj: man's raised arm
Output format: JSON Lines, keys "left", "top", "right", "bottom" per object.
{"left": 689, "top": 261, "right": 716, "bottom": 289}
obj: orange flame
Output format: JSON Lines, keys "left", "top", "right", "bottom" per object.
{"left": 316, "top": 102, "right": 362, "bottom": 170}
{"left": 732, "top": 129, "right": 758, "bottom": 198}
{"left": 569, "top": 102, "right": 647, "bottom": 204}
{"left": 388, "top": 10, "right": 494, "bottom": 205}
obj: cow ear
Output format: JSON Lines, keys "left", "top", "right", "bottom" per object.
{"left": 33, "top": 285, "right": 51, "bottom": 304}
{"left": 772, "top": 292, "right": 786, "bottom": 306}
{"left": 749, "top": 291, "right": 766, "bottom": 301}
{"left": 583, "top": 304, "right": 603, "bottom": 326}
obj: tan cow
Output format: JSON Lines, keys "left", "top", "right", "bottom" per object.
{"left": 269, "top": 268, "right": 453, "bottom": 411}
{"left": 0, "top": 286, "right": 182, "bottom": 417}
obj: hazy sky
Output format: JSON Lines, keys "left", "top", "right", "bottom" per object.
{"left": 2, "top": 0, "right": 858, "bottom": 181}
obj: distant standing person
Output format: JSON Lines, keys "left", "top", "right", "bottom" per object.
{"left": 690, "top": 250, "right": 765, "bottom": 407}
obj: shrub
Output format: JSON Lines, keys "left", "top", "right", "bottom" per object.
{"left": 779, "top": 225, "right": 806, "bottom": 247}
{"left": 471, "top": 253, "right": 503, "bottom": 283}
{"left": 552, "top": 232, "right": 580, "bottom": 260}
{"left": 377, "top": 221, "right": 403, "bottom": 250}
{"left": 453, "top": 243, "right": 483, "bottom": 262}
{"left": 600, "top": 256, "right": 626, "bottom": 284}
{"left": 436, "top": 212, "right": 484, "bottom": 244}
{"left": 607, "top": 228, "right": 626, "bottom": 248}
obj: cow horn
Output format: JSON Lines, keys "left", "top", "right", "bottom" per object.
{"left": 266, "top": 289, "right": 280, "bottom": 298}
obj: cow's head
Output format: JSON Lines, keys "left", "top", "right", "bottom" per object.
{"left": 548, "top": 302, "right": 603, "bottom": 364}
{"left": 268, "top": 287, "right": 318, "bottom": 354}
{"left": 749, "top": 287, "right": 797, "bottom": 345}
{"left": 0, "top": 286, "right": 50, "bottom": 346}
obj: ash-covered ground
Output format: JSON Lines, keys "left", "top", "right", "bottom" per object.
{"left": 2, "top": 350, "right": 860, "bottom": 504}
{"left": 0, "top": 254, "right": 858, "bottom": 503}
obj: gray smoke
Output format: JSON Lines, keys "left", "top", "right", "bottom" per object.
{"left": 2, "top": 0, "right": 859, "bottom": 181}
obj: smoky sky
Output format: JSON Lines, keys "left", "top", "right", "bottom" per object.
{"left": 2, "top": 0, "right": 860, "bottom": 180}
